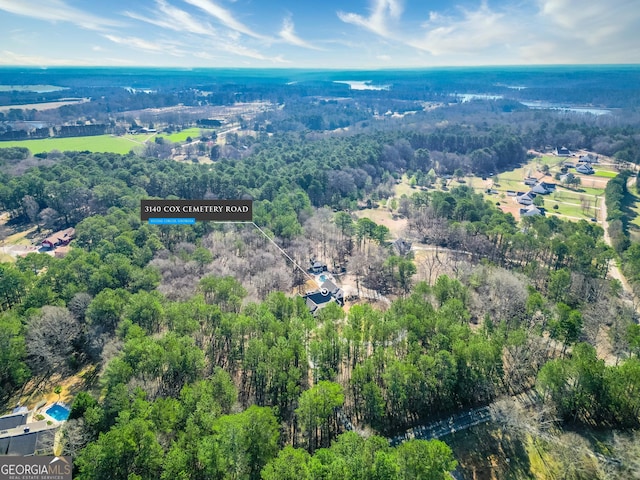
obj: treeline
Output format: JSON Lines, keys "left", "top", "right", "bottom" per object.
{"left": 407, "top": 186, "right": 613, "bottom": 299}
{"left": 538, "top": 342, "right": 640, "bottom": 426}
{"left": 407, "top": 128, "right": 526, "bottom": 174}
{"left": 605, "top": 171, "right": 632, "bottom": 254}
{"left": 0, "top": 123, "right": 108, "bottom": 141}
{"left": 602, "top": 172, "right": 640, "bottom": 293}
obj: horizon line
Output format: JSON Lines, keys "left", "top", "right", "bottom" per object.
{"left": 1, "top": 63, "right": 640, "bottom": 71}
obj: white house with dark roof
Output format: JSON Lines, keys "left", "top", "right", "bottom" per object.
{"left": 576, "top": 164, "right": 594, "bottom": 175}
{"left": 310, "top": 260, "right": 327, "bottom": 274}
{"left": 520, "top": 205, "right": 544, "bottom": 217}
{"left": 531, "top": 183, "right": 550, "bottom": 195}
{"left": 556, "top": 146, "right": 571, "bottom": 157}
{"left": 517, "top": 193, "right": 535, "bottom": 205}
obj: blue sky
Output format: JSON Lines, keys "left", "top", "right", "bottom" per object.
{"left": 0, "top": 0, "right": 639, "bottom": 68}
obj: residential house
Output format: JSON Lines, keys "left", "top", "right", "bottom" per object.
{"left": 531, "top": 183, "right": 551, "bottom": 195}
{"left": 520, "top": 205, "right": 545, "bottom": 217}
{"left": 41, "top": 227, "right": 75, "bottom": 250}
{"left": 302, "top": 278, "right": 345, "bottom": 314}
{"left": 559, "top": 172, "right": 575, "bottom": 183}
{"left": 321, "top": 279, "right": 345, "bottom": 304}
{"left": 540, "top": 182, "right": 557, "bottom": 192}
{"left": 0, "top": 412, "right": 57, "bottom": 456}
{"left": 303, "top": 290, "right": 343, "bottom": 315}
{"left": 517, "top": 193, "right": 535, "bottom": 205}
{"left": 579, "top": 153, "right": 599, "bottom": 163}
{"left": 309, "top": 260, "right": 327, "bottom": 274}
{"left": 524, "top": 177, "right": 538, "bottom": 186}
{"left": 576, "top": 164, "right": 594, "bottom": 175}
{"left": 556, "top": 146, "right": 571, "bottom": 157}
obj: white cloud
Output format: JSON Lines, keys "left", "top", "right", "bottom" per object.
{"left": 103, "top": 34, "right": 186, "bottom": 56}
{"left": 125, "top": 0, "right": 216, "bottom": 36}
{"left": 279, "top": 16, "right": 322, "bottom": 50}
{"left": 409, "top": 2, "right": 516, "bottom": 56}
{"left": 538, "top": 0, "right": 640, "bottom": 45}
{"left": 0, "top": 50, "right": 91, "bottom": 66}
{"left": 0, "top": 0, "right": 120, "bottom": 31}
{"left": 338, "top": 0, "right": 403, "bottom": 38}
{"left": 183, "top": 0, "right": 265, "bottom": 39}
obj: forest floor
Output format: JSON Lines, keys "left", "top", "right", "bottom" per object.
{"left": 0, "top": 212, "right": 40, "bottom": 261}
{"left": 352, "top": 207, "right": 408, "bottom": 240}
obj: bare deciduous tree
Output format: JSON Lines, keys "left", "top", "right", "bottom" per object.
{"left": 26, "top": 306, "right": 82, "bottom": 376}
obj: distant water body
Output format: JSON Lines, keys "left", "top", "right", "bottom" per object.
{"left": 333, "top": 81, "right": 390, "bottom": 91}
{"left": 521, "top": 101, "right": 611, "bottom": 115}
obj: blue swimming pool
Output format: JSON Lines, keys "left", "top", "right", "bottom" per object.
{"left": 46, "top": 404, "right": 70, "bottom": 422}
{"left": 319, "top": 274, "right": 328, "bottom": 282}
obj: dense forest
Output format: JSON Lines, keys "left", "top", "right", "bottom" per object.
{"left": 1, "top": 135, "right": 639, "bottom": 478}
{"left": 2, "top": 67, "right": 640, "bottom": 479}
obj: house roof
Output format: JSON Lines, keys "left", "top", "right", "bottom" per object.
{"left": 321, "top": 279, "right": 339, "bottom": 294}
{"left": 42, "top": 227, "right": 75, "bottom": 246}
{"left": 304, "top": 291, "right": 334, "bottom": 308}
{"left": 0, "top": 413, "right": 27, "bottom": 431}
{"left": 2, "top": 429, "right": 55, "bottom": 456}
{"left": 520, "top": 205, "right": 543, "bottom": 216}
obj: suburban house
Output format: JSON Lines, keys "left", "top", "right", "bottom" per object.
{"left": 321, "top": 279, "right": 344, "bottom": 302}
{"left": 524, "top": 177, "right": 538, "bottom": 186}
{"left": 540, "top": 181, "right": 557, "bottom": 192}
{"left": 309, "top": 260, "right": 327, "bottom": 274}
{"left": 559, "top": 172, "right": 576, "bottom": 184}
{"left": 576, "top": 164, "right": 595, "bottom": 175}
{"left": 302, "top": 278, "right": 345, "bottom": 314}
{"left": 556, "top": 146, "right": 572, "bottom": 157}
{"left": 531, "top": 183, "right": 552, "bottom": 195}
{"left": 520, "top": 205, "right": 545, "bottom": 217}
{"left": 41, "top": 227, "right": 75, "bottom": 250}
{"left": 579, "top": 153, "right": 599, "bottom": 163}
{"left": 517, "top": 193, "right": 535, "bottom": 205}
{"left": 0, "top": 411, "right": 57, "bottom": 456}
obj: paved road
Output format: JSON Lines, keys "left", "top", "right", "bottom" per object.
{"left": 600, "top": 178, "right": 638, "bottom": 310}
{"left": 388, "top": 406, "right": 494, "bottom": 446}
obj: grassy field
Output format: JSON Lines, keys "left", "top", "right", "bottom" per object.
{"left": 392, "top": 153, "right": 611, "bottom": 224}
{"left": 593, "top": 170, "right": 618, "bottom": 178}
{"left": 544, "top": 200, "right": 598, "bottom": 219}
{"left": 157, "top": 128, "right": 208, "bottom": 143}
{"left": 0, "top": 135, "right": 147, "bottom": 154}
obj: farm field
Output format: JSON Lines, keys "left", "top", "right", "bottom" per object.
{"left": 0, "top": 98, "right": 88, "bottom": 113}
{"left": 0, "top": 134, "right": 147, "bottom": 154}
{"left": 157, "top": 127, "right": 209, "bottom": 143}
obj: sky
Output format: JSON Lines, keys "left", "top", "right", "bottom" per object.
{"left": 0, "top": 0, "right": 639, "bottom": 68}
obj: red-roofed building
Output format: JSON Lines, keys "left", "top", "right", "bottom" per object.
{"left": 41, "top": 228, "right": 75, "bottom": 250}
